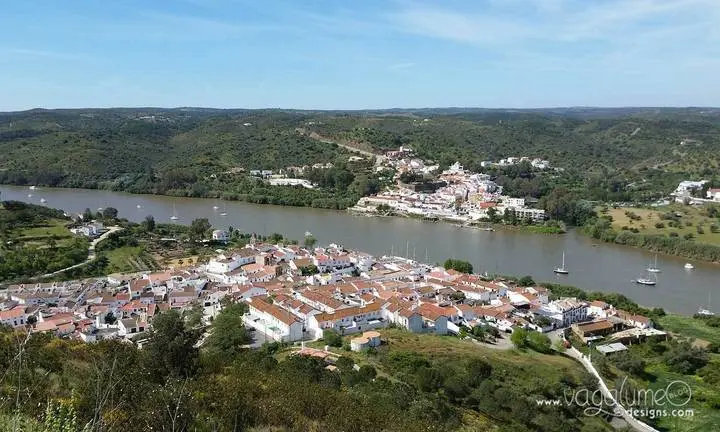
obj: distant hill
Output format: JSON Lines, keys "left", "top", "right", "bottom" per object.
{"left": 1, "top": 107, "right": 720, "bottom": 204}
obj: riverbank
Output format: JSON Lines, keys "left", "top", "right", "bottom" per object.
{"left": 583, "top": 217, "right": 720, "bottom": 264}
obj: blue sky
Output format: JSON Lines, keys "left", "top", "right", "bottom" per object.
{"left": 1, "top": 0, "right": 718, "bottom": 110}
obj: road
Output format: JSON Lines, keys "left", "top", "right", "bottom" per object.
{"left": 549, "top": 329, "right": 658, "bottom": 432}
{"left": 35, "top": 226, "right": 122, "bottom": 279}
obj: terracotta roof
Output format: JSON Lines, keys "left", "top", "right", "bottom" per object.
{"left": 575, "top": 320, "right": 614, "bottom": 333}
{"left": 313, "top": 302, "right": 383, "bottom": 323}
{"left": 249, "top": 298, "right": 301, "bottom": 326}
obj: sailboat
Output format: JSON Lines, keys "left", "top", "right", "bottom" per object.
{"left": 213, "top": 205, "right": 219, "bottom": 210}
{"left": 635, "top": 269, "right": 657, "bottom": 286}
{"left": 554, "top": 252, "right": 569, "bottom": 274}
{"left": 684, "top": 263, "right": 695, "bottom": 270}
{"left": 40, "top": 198, "right": 47, "bottom": 204}
{"left": 698, "top": 292, "right": 714, "bottom": 316}
{"left": 647, "top": 254, "right": 660, "bottom": 273}
{"left": 219, "top": 203, "right": 227, "bottom": 217}
{"left": 170, "top": 204, "right": 179, "bottom": 221}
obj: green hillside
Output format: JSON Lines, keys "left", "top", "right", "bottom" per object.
{"left": 2, "top": 108, "right": 720, "bottom": 207}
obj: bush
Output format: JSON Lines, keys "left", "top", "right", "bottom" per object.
{"left": 655, "top": 222, "right": 665, "bottom": 229}
{"left": 669, "top": 231, "right": 679, "bottom": 237}
{"left": 711, "top": 224, "right": 720, "bottom": 233}
{"left": 684, "top": 233, "right": 695, "bottom": 241}
{"left": 323, "top": 329, "right": 343, "bottom": 347}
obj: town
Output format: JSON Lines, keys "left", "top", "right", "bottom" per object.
{"left": 0, "top": 233, "right": 661, "bottom": 358}
{"left": 350, "top": 146, "right": 548, "bottom": 224}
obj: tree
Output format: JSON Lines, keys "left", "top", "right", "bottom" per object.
{"left": 82, "top": 208, "right": 94, "bottom": 221}
{"left": 518, "top": 275, "right": 535, "bottom": 286}
{"left": 357, "top": 365, "right": 377, "bottom": 382}
{"left": 323, "top": 329, "right": 343, "bottom": 347}
{"left": 104, "top": 312, "right": 117, "bottom": 325}
{"left": 102, "top": 207, "right": 119, "bottom": 220}
{"left": 304, "top": 235, "right": 317, "bottom": 250}
{"left": 486, "top": 207, "right": 500, "bottom": 223}
{"left": 189, "top": 218, "right": 211, "bottom": 242}
{"left": 466, "top": 358, "right": 493, "bottom": 387}
{"left": 510, "top": 328, "right": 529, "bottom": 349}
{"left": 300, "top": 264, "right": 319, "bottom": 276}
{"left": 143, "top": 215, "right": 156, "bottom": 232}
{"left": 527, "top": 332, "right": 552, "bottom": 353}
{"left": 613, "top": 351, "right": 646, "bottom": 376}
{"left": 145, "top": 310, "right": 200, "bottom": 381}
{"left": 205, "top": 303, "right": 251, "bottom": 356}
{"left": 443, "top": 258, "right": 473, "bottom": 274}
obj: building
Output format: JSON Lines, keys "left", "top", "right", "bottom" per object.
{"left": 350, "top": 330, "right": 382, "bottom": 351}
{"left": 541, "top": 298, "right": 587, "bottom": 327}
{"left": 0, "top": 306, "right": 29, "bottom": 328}
{"left": 245, "top": 297, "right": 304, "bottom": 342}
{"left": 212, "top": 230, "right": 230, "bottom": 242}
{"left": 307, "top": 302, "right": 384, "bottom": 338}
{"left": 118, "top": 318, "right": 145, "bottom": 337}
{"left": 707, "top": 188, "right": 720, "bottom": 202}
{"left": 572, "top": 319, "right": 615, "bottom": 343}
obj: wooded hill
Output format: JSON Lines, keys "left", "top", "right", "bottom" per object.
{"left": 2, "top": 107, "right": 720, "bottom": 205}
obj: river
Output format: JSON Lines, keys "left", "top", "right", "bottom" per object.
{"left": 2, "top": 185, "right": 716, "bottom": 315}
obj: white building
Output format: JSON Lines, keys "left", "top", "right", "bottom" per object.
{"left": 541, "top": 298, "right": 587, "bottom": 327}
{"left": 244, "top": 298, "right": 304, "bottom": 342}
{"left": 212, "top": 230, "right": 230, "bottom": 242}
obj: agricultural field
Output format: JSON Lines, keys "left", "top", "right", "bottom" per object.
{"left": 105, "top": 246, "right": 159, "bottom": 273}
{"left": 602, "top": 204, "right": 720, "bottom": 246}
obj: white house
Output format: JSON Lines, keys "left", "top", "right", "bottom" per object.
{"left": 707, "top": 188, "right": 720, "bottom": 202}
{"left": 307, "top": 302, "right": 385, "bottom": 339}
{"left": 244, "top": 298, "right": 304, "bottom": 342}
{"left": 0, "top": 306, "right": 29, "bottom": 328}
{"left": 212, "top": 230, "right": 230, "bottom": 242}
{"left": 541, "top": 298, "right": 587, "bottom": 327}
{"left": 118, "top": 318, "right": 145, "bottom": 337}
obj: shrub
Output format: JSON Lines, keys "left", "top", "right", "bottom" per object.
{"left": 323, "top": 329, "right": 343, "bottom": 347}
{"left": 684, "top": 233, "right": 695, "bottom": 241}
{"left": 669, "top": 232, "right": 679, "bottom": 237}
{"left": 655, "top": 222, "right": 665, "bottom": 229}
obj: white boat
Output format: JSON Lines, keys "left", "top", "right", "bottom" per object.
{"left": 554, "top": 251, "right": 569, "bottom": 274}
{"left": 40, "top": 198, "right": 46, "bottom": 203}
{"left": 27, "top": 194, "right": 32, "bottom": 198}
{"left": 647, "top": 254, "right": 660, "bottom": 273}
{"left": 698, "top": 292, "right": 714, "bottom": 316}
{"left": 219, "top": 203, "right": 227, "bottom": 217}
{"left": 213, "top": 205, "right": 219, "bottom": 210}
{"left": 684, "top": 263, "right": 695, "bottom": 270}
{"left": 635, "top": 278, "right": 657, "bottom": 286}
{"left": 483, "top": 226, "right": 494, "bottom": 232}
{"left": 170, "top": 204, "right": 179, "bottom": 221}
{"left": 29, "top": 186, "right": 36, "bottom": 190}
{"left": 136, "top": 204, "right": 142, "bottom": 209}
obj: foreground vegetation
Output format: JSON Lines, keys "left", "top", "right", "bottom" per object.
{"left": 0, "top": 200, "right": 88, "bottom": 282}
{"left": 0, "top": 305, "right": 614, "bottom": 432}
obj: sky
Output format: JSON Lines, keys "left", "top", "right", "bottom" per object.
{"left": 1, "top": 0, "right": 719, "bottom": 110}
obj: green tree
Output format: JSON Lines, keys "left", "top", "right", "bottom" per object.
{"left": 527, "top": 332, "right": 552, "bottom": 353}
{"left": 323, "top": 329, "right": 343, "bottom": 347}
{"left": 443, "top": 258, "right": 473, "bottom": 274}
{"left": 104, "top": 312, "right": 117, "bottom": 325}
{"left": 518, "top": 275, "right": 535, "bottom": 286}
{"left": 143, "top": 215, "right": 156, "bottom": 232}
{"left": 82, "top": 208, "right": 94, "bottom": 221}
{"left": 189, "top": 218, "right": 211, "bottom": 242}
{"left": 205, "top": 303, "right": 251, "bottom": 356}
{"left": 487, "top": 207, "right": 500, "bottom": 223}
{"left": 101, "top": 207, "right": 118, "bottom": 220}
{"left": 145, "top": 310, "right": 200, "bottom": 381}
{"left": 510, "top": 328, "right": 529, "bottom": 349}
{"left": 304, "top": 235, "right": 317, "bottom": 250}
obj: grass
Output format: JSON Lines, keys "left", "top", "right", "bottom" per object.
{"left": 105, "top": 246, "right": 158, "bottom": 273}
{"left": 659, "top": 314, "right": 720, "bottom": 345}
{"left": 602, "top": 204, "right": 720, "bottom": 246}
{"left": 16, "top": 219, "right": 71, "bottom": 239}
{"left": 605, "top": 343, "right": 720, "bottom": 432}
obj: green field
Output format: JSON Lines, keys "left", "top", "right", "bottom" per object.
{"left": 659, "top": 314, "right": 720, "bottom": 345}
{"left": 604, "top": 204, "right": 720, "bottom": 246}
{"left": 105, "top": 246, "right": 158, "bottom": 273}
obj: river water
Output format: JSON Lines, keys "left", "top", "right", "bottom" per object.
{"left": 2, "top": 185, "right": 717, "bottom": 315}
